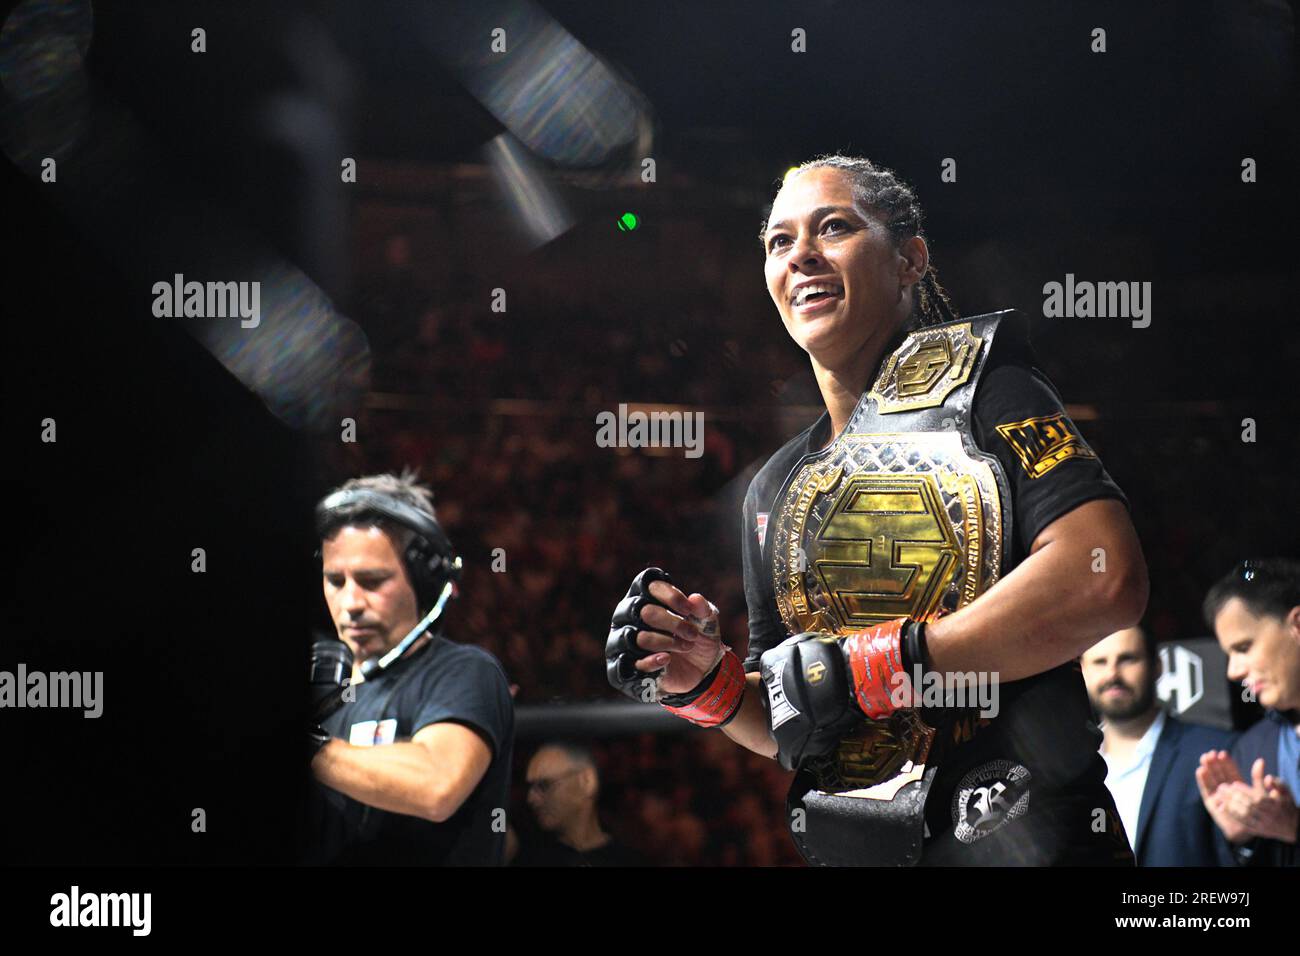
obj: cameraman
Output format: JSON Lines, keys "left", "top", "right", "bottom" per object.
{"left": 306, "top": 471, "right": 514, "bottom": 865}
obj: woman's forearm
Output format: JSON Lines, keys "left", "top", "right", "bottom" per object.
{"left": 720, "top": 672, "right": 779, "bottom": 758}
{"left": 924, "top": 498, "right": 1148, "bottom": 682}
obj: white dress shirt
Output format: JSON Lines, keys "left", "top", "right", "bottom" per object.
{"left": 1102, "top": 708, "right": 1167, "bottom": 849}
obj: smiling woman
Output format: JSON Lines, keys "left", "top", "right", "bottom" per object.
{"left": 757, "top": 158, "right": 963, "bottom": 443}
{"left": 759, "top": 156, "right": 957, "bottom": 322}
{"left": 605, "top": 152, "right": 1150, "bottom": 867}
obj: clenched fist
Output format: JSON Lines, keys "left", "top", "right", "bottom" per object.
{"left": 605, "top": 568, "right": 726, "bottom": 702}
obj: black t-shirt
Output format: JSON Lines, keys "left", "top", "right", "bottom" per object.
{"left": 306, "top": 634, "right": 514, "bottom": 866}
{"left": 512, "top": 833, "right": 648, "bottom": 867}
{"left": 740, "top": 321, "right": 1134, "bottom": 862}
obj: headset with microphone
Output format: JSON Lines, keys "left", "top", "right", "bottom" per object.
{"left": 313, "top": 488, "right": 464, "bottom": 681}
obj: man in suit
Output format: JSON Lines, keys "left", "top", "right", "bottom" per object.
{"left": 1197, "top": 559, "right": 1300, "bottom": 866}
{"left": 1083, "top": 625, "right": 1236, "bottom": 866}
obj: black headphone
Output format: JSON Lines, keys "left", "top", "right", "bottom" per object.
{"left": 314, "top": 488, "right": 463, "bottom": 614}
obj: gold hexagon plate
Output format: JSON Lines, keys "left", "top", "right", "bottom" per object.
{"left": 867, "top": 321, "right": 983, "bottom": 414}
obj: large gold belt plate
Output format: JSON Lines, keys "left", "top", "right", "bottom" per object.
{"left": 770, "top": 430, "right": 1003, "bottom": 792}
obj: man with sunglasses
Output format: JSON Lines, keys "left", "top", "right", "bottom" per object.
{"left": 1197, "top": 559, "right": 1300, "bottom": 866}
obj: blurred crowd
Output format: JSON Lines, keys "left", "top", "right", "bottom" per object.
{"left": 326, "top": 235, "right": 819, "bottom": 864}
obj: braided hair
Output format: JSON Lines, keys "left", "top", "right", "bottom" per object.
{"left": 758, "top": 154, "right": 958, "bottom": 328}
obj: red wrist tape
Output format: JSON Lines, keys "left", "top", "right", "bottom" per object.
{"left": 844, "top": 619, "right": 909, "bottom": 719}
{"left": 661, "top": 650, "right": 746, "bottom": 727}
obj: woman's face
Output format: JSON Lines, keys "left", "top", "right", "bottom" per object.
{"left": 762, "top": 167, "right": 924, "bottom": 368}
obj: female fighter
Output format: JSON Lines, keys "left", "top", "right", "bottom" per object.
{"left": 605, "top": 155, "right": 1148, "bottom": 865}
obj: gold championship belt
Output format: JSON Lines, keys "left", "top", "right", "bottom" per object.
{"left": 769, "top": 313, "right": 1017, "bottom": 865}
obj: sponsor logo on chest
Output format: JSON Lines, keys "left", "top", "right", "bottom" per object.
{"left": 348, "top": 718, "right": 398, "bottom": 746}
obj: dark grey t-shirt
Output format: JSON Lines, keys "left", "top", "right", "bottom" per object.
{"left": 308, "top": 635, "right": 514, "bottom": 866}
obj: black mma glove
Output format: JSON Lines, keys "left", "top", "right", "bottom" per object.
{"left": 605, "top": 568, "right": 746, "bottom": 725}
{"left": 759, "top": 632, "right": 862, "bottom": 771}
{"left": 759, "top": 621, "right": 936, "bottom": 772}
{"left": 606, "top": 567, "right": 680, "bottom": 702}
